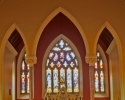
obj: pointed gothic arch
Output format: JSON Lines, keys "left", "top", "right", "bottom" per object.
{"left": 33, "top": 7, "right": 89, "bottom": 57}
{"left": 0, "top": 23, "right": 28, "bottom": 99}
{"left": 94, "top": 21, "right": 124, "bottom": 99}
{"left": 94, "top": 44, "right": 109, "bottom": 97}
{"left": 0, "top": 23, "right": 28, "bottom": 55}
{"left": 42, "top": 34, "right": 83, "bottom": 99}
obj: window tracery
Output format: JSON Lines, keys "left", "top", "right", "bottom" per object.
{"left": 46, "top": 39, "right": 79, "bottom": 93}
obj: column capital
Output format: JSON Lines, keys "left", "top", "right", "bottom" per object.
{"left": 25, "top": 56, "right": 37, "bottom": 67}
{"left": 85, "top": 55, "right": 97, "bottom": 66}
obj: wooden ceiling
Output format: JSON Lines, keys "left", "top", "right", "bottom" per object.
{"left": 99, "top": 28, "right": 114, "bottom": 50}
{"left": 8, "top": 29, "right": 24, "bottom": 52}
{"left": 8, "top": 28, "right": 113, "bottom": 53}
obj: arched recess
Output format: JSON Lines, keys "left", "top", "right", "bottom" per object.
{"left": 95, "top": 44, "right": 109, "bottom": 97}
{"left": 42, "top": 34, "right": 83, "bottom": 99}
{"left": 0, "top": 23, "right": 28, "bottom": 99}
{"left": 94, "top": 21, "right": 124, "bottom": 100}
{"left": 33, "top": 7, "right": 89, "bottom": 57}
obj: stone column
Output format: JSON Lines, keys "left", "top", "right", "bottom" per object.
{"left": 86, "top": 55, "right": 97, "bottom": 100}
{"left": 25, "top": 56, "right": 37, "bottom": 100}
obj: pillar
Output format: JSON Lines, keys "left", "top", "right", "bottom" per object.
{"left": 25, "top": 56, "right": 37, "bottom": 100}
{"left": 86, "top": 55, "right": 97, "bottom": 100}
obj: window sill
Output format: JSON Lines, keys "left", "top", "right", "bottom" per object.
{"left": 94, "top": 92, "right": 109, "bottom": 98}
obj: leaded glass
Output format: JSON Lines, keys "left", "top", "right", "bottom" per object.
{"left": 66, "top": 53, "right": 71, "bottom": 61}
{"left": 50, "top": 62, "right": 54, "bottom": 68}
{"left": 53, "top": 68, "right": 59, "bottom": 93}
{"left": 49, "top": 52, "right": 54, "bottom": 59}
{"left": 57, "top": 61, "right": 61, "bottom": 67}
{"left": 21, "top": 72, "right": 25, "bottom": 93}
{"left": 27, "top": 72, "right": 29, "bottom": 93}
{"left": 22, "top": 61, "right": 25, "bottom": 70}
{"left": 46, "top": 68, "right": 52, "bottom": 93}
{"left": 46, "top": 59, "right": 49, "bottom": 66}
{"left": 63, "top": 61, "right": 68, "bottom": 67}
{"left": 95, "top": 71, "right": 99, "bottom": 92}
{"left": 21, "top": 55, "right": 29, "bottom": 94}
{"left": 45, "top": 38, "right": 79, "bottom": 93}
{"left": 94, "top": 51, "right": 105, "bottom": 93}
{"left": 100, "top": 71, "right": 104, "bottom": 92}
{"left": 75, "top": 59, "right": 78, "bottom": 66}
{"left": 67, "top": 68, "right": 72, "bottom": 92}
{"left": 53, "top": 47, "right": 61, "bottom": 51}
{"left": 70, "top": 62, "right": 74, "bottom": 67}
{"left": 53, "top": 53, "right": 58, "bottom": 61}
{"left": 70, "top": 52, "right": 75, "bottom": 59}
{"left": 63, "top": 47, "right": 71, "bottom": 51}
{"left": 60, "top": 68, "right": 65, "bottom": 88}
{"left": 100, "top": 59, "right": 103, "bottom": 68}
{"left": 59, "top": 40, "right": 64, "bottom": 48}
{"left": 73, "top": 67, "right": 79, "bottom": 92}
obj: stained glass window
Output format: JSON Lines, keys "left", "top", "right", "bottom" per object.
{"left": 46, "top": 39, "right": 79, "bottom": 93}
{"left": 21, "top": 54, "right": 29, "bottom": 94}
{"left": 46, "top": 68, "right": 52, "bottom": 93}
{"left": 94, "top": 51, "right": 105, "bottom": 93}
{"left": 73, "top": 67, "right": 79, "bottom": 92}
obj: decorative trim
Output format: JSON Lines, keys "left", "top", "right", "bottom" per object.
{"left": 106, "top": 39, "right": 116, "bottom": 54}
{"left": 6, "top": 41, "right": 18, "bottom": 56}
{"left": 85, "top": 55, "right": 97, "bottom": 66}
{"left": 25, "top": 56, "right": 37, "bottom": 67}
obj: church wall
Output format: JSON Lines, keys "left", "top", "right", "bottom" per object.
{"left": 95, "top": 42, "right": 110, "bottom": 100}
{"left": 3, "top": 46, "right": 15, "bottom": 100}
{"left": 108, "top": 45, "right": 120, "bottom": 100}
{"left": 35, "top": 13, "right": 90, "bottom": 100}
{"left": 0, "top": 1, "right": 124, "bottom": 99}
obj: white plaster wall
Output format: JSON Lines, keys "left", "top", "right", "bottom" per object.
{"left": 3, "top": 47, "right": 15, "bottom": 100}
{"left": 109, "top": 45, "right": 120, "bottom": 100}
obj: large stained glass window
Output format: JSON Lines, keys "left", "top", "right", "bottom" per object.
{"left": 94, "top": 51, "right": 105, "bottom": 93}
{"left": 46, "top": 39, "right": 79, "bottom": 93}
{"left": 21, "top": 54, "right": 29, "bottom": 94}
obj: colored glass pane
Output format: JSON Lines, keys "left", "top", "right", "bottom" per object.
{"left": 53, "top": 68, "right": 58, "bottom": 93}
{"left": 59, "top": 40, "right": 64, "bottom": 48}
{"left": 21, "top": 55, "right": 29, "bottom": 94}
{"left": 73, "top": 67, "right": 79, "bottom": 92}
{"left": 21, "top": 72, "right": 25, "bottom": 93}
{"left": 67, "top": 68, "right": 72, "bottom": 92}
{"left": 27, "top": 72, "right": 29, "bottom": 93}
{"left": 70, "top": 52, "right": 75, "bottom": 59}
{"left": 46, "top": 38, "right": 79, "bottom": 93}
{"left": 53, "top": 53, "right": 58, "bottom": 61}
{"left": 60, "top": 68, "right": 65, "bottom": 88}
{"left": 46, "top": 68, "right": 52, "bottom": 93}
{"left": 63, "top": 61, "right": 68, "bottom": 67}
{"left": 52, "top": 47, "right": 61, "bottom": 51}
{"left": 100, "top": 71, "right": 104, "bottom": 92}
{"left": 66, "top": 53, "right": 71, "bottom": 61}
{"left": 95, "top": 62, "right": 97, "bottom": 69}
{"left": 63, "top": 47, "right": 71, "bottom": 51}
{"left": 100, "top": 59, "right": 103, "bottom": 68}
{"left": 70, "top": 62, "right": 74, "bottom": 67}
{"left": 46, "top": 59, "right": 49, "bottom": 67}
{"left": 95, "top": 71, "right": 99, "bottom": 92}
{"left": 94, "top": 51, "right": 105, "bottom": 93}
{"left": 22, "top": 61, "right": 25, "bottom": 70}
